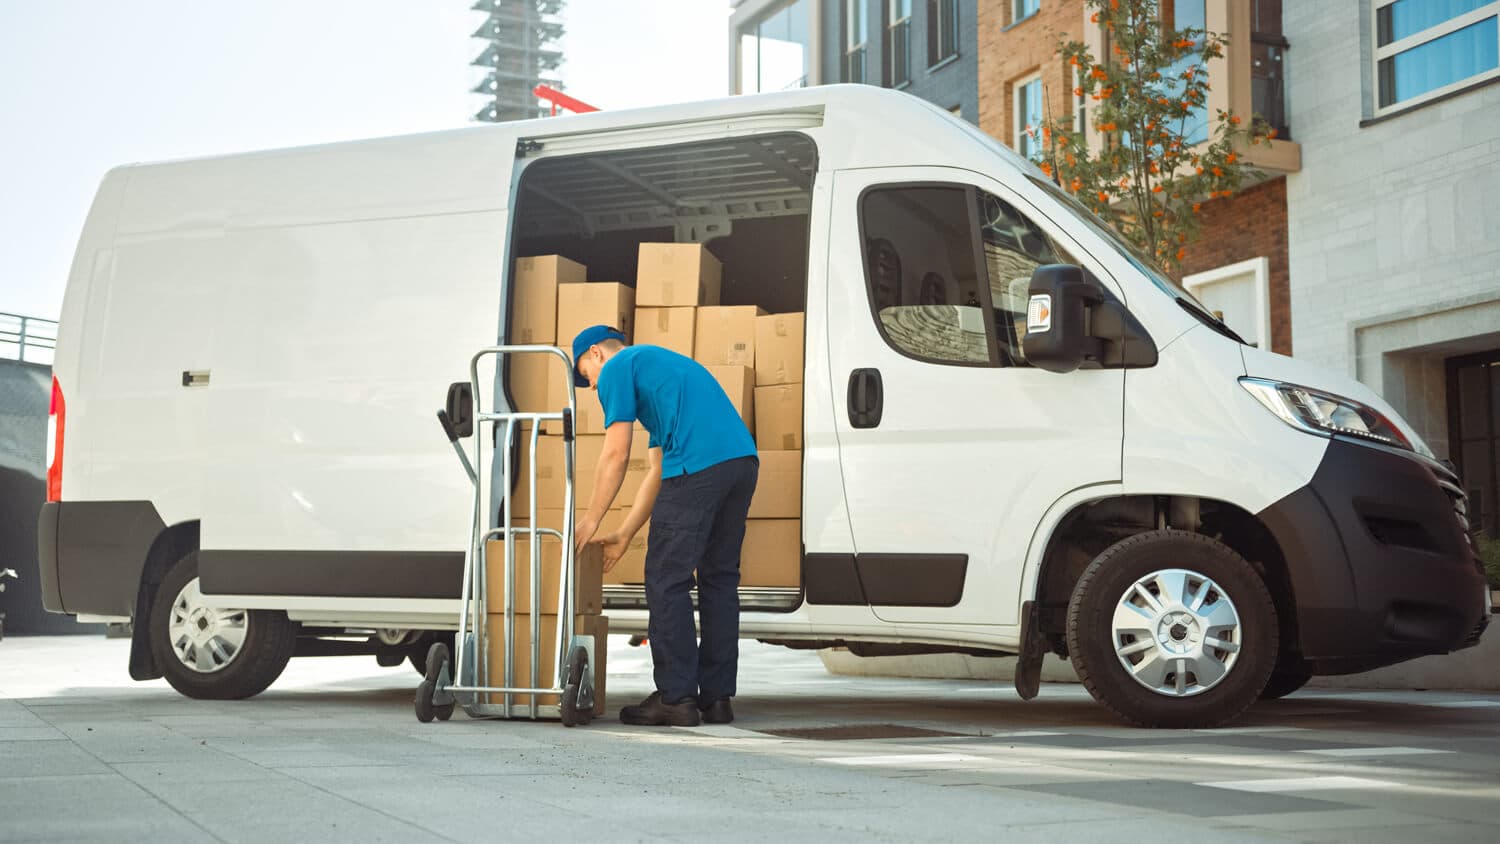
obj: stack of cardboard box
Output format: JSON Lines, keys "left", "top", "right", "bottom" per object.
{"left": 745, "top": 311, "right": 804, "bottom": 587}
{"left": 504, "top": 246, "right": 804, "bottom": 593}
{"left": 482, "top": 536, "right": 608, "bottom": 714}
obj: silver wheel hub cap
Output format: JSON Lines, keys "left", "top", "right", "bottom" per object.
{"left": 1112, "top": 568, "right": 1241, "bottom": 697}
{"left": 168, "top": 577, "right": 248, "bottom": 673}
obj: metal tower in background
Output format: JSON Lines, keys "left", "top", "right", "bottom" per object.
{"left": 471, "top": 0, "right": 566, "bottom": 123}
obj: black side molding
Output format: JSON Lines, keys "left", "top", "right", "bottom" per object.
{"left": 199, "top": 550, "right": 465, "bottom": 600}
{"left": 804, "top": 554, "right": 866, "bottom": 605}
{"left": 857, "top": 554, "right": 967, "bottom": 607}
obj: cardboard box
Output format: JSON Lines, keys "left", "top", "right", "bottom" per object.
{"left": 556, "top": 282, "right": 635, "bottom": 350}
{"left": 634, "top": 307, "right": 696, "bottom": 357}
{"left": 500, "top": 436, "right": 568, "bottom": 516}
{"left": 695, "top": 306, "right": 765, "bottom": 368}
{"left": 543, "top": 365, "right": 607, "bottom": 435}
{"left": 511, "top": 255, "right": 586, "bottom": 345}
{"left": 505, "top": 351, "right": 553, "bottom": 416}
{"left": 748, "top": 450, "right": 801, "bottom": 519}
{"left": 754, "top": 384, "right": 803, "bottom": 450}
{"left": 484, "top": 612, "right": 608, "bottom": 714}
{"left": 636, "top": 243, "right": 722, "bottom": 307}
{"left": 755, "top": 312, "right": 804, "bottom": 386}
{"left": 522, "top": 508, "right": 649, "bottom": 586}
{"left": 740, "top": 519, "right": 801, "bottom": 587}
{"left": 483, "top": 536, "right": 603, "bottom": 616}
{"left": 705, "top": 365, "right": 755, "bottom": 433}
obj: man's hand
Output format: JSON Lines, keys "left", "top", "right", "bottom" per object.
{"left": 593, "top": 530, "right": 632, "bottom": 573}
{"left": 575, "top": 513, "right": 601, "bottom": 554}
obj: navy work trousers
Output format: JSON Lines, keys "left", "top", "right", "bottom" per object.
{"left": 644, "top": 455, "right": 759, "bottom": 704}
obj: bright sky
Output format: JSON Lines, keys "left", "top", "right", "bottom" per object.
{"left": 0, "top": 1, "right": 731, "bottom": 321}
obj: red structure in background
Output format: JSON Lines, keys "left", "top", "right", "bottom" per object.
{"left": 534, "top": 85, "right": 600, "bottom": 115}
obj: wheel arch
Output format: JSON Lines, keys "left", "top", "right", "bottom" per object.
{"left": 127, "top": 520, "right": 200, "bottom": 681}
{"left": 1023, "top": 494, "right": 1299, "bottom": 662}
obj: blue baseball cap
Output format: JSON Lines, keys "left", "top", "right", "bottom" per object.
{"left": 571, "top": 325, "right": 627, "bottom": 388}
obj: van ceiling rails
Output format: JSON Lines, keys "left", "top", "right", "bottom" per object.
{"left": 516, "top": 133, "right": 816, "bottom": 239}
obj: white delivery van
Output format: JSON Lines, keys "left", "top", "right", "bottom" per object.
{"left": 38, "top": 86, "right": 1489, "bottom": 727}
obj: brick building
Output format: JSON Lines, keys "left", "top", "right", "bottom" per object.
{"left": 977, "top": 0, "right": 1300, "bottom": 354}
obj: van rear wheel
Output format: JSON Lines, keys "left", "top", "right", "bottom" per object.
{"left": 1066, "top": 530, "right": 1277, "bottom": 729}
{"left": 148, "top": 552, "right": 297, "bottom": 700}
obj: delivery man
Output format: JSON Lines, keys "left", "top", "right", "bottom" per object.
{"left": 570, "top": 325, "right": 759, "bottom": 727}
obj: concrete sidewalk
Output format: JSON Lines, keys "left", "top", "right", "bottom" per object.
{"left": 4, "top": 636, "right": 1500, "bottom": 843}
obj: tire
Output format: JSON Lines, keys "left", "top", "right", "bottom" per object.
{"left": 408, "top": 633, "right": 456, "bottom": 675}
{"left": 1066, "top": 530, "right": 1278, "bottom": 729}
{"left": 1260, "top": 664, "right": 1313, "bottom": 700}
{"left": 148, "top": 552, "right": 297, "bottom": 700}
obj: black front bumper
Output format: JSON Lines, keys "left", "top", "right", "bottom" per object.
{"left": 1258, "top": 437, "right": 1490, "bottom": 674}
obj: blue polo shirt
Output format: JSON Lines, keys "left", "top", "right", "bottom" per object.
{"left": 595, "top": 345, "right": 756, "bottom": 478}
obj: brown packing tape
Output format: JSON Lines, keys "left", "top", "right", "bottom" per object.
{"left": 657, "top": 310, "right": 670, "bottom": 331}
{"left": 782, "top": 434, "right": 795, "bottom": 450}
{"left": 663, "top": 282, "right": 674, "bottom": 303}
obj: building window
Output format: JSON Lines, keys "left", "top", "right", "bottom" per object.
{"left": 844, "top": 0, "right": 869, "bottom": 83}
{"left": 927, "top": 0, "right": 959, "bottom": 67}
{"left": 888, "top": 0, "right": 914, "bottom": 86}
{"left": 1447, "top": 349, "right": 1500, "bottom": 540}
{"left": 1014, "top": 75, "right": 1044, "bottom": 160}
{"left": 1374, "top": 0, "right": 1500, "bottom": 111}
{"left": 739, "top": 0, "right": 813, "bottom": 94}
{"left": 1073, "top": 66, "right": 1088, "bottom": 135}
{"left": 1014, "top": 0, "right": 1041, "bottom": 24}
{"left": 1162, "top": 0, "right": 1210, "bottom": 145}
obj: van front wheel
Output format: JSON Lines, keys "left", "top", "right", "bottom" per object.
{"left": 1066, "top": 530, "right": 1277, "bottom": 729}
{"left": 148, "top": 552, "right": 297, "bottom": 700}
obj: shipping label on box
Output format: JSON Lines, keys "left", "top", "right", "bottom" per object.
{"left": 705, "top": 365, "right": 755, "bottom": 433}
{"left": 748, "top": 450, "right": 801, "bottom": 519}
{"left": 556, "top": 282, "right": 635, "bottom": 350}
{"left": 483, "top": 536, "right": 603, "bottom": 616}
{"left": 740, "top": 519, "right": 801, "bottom": 587}
{"left": 695, "top": 305, "right": 765, "bottom": 368}
{"left": 634, "top": 307, "right": 696, "bottom": 357}
{"left": 484, "top": 612, "right": 606, "bottom": 712}
{"left": 755, "top": 312, "right": 805, "bottom": 386}
{"left": 636, "top": 243, "right": 722, "bottom": 307}
{"left": 753, "top": 384, "right": 803, "bottom": 450}
{"left": 511, "top": 255, "right": 586, "bottom": 345}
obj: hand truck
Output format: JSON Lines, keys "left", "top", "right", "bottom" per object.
{"left": 415, "top": 345, "right": 598, "bottom": 727}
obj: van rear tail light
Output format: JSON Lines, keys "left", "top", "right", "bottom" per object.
{"left": 47, "top": 376, "right": 64, "bottom": 502}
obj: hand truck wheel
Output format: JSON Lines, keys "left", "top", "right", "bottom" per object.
{"left": 415, "top": 641, "right": 453, "bottom": 723}
{"left": 560, "top": 682, "right": 583, "bottom": 727}
{"left": 560, "top": 645, "right": 593, "bottom": 727}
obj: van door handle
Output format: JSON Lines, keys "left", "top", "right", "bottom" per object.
{"left": 847, "top": 368, "right": 883, "bottom": 429}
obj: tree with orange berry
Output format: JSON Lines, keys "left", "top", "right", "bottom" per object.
{"left": 1030, "top": 0, "right": 1274, "bottom": 274}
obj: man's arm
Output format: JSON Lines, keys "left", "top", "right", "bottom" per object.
{"left": 576, "top": 420, "right": 632, "bottom": 550}
{"left": 619, "top": 446, "right": 662, "bottom": 539}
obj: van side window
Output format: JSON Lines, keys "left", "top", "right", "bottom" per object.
{"left": 978, "top": 190, "right": 1078, "bottom": 364}
{"left": 860, "top": 184, "right": 1077, "bottom": 367}
{"left": 860, "top": 186, "right": 994, "bottom": 365}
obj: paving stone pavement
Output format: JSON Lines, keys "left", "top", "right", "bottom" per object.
{"left": 2, "top": 635, "right": 1499, "bottom": 842}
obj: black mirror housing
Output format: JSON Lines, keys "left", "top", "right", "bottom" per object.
{"left": 445, "top": 381, "right": 474, "bottom": 439}
{"left": 1023, "top": 265, "right": 1104, "bottom": 373}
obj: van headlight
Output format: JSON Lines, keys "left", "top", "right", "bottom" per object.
{"left": 1239, "top": 377, "right": 1415, "bottom": 451}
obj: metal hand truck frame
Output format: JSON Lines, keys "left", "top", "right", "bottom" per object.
{"left": 415, "top": 345, "right": 597, "bottom": 726}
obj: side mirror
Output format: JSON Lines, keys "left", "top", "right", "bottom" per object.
{"left": 1022, "top": 265, "right": 1104, "bottom": 373}
{"left": 1022, "top": 264, "right": 1158, "bottom": 373}
{"left": 444, "top": 381, "right": 474, "bottom": 439}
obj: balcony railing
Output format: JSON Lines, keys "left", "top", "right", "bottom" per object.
{"left": 1251, "top": 34, "right": 1290, "bottom": 141}
{"left": 0, "top": 312, "right": 57, "bottom": 365}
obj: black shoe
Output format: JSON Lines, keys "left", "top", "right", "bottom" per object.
{"left": 619, "top": 692, "right": 701, "bottom": 727}
{"left": 699, "top": 698, "right": 734, "bottom": 724}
